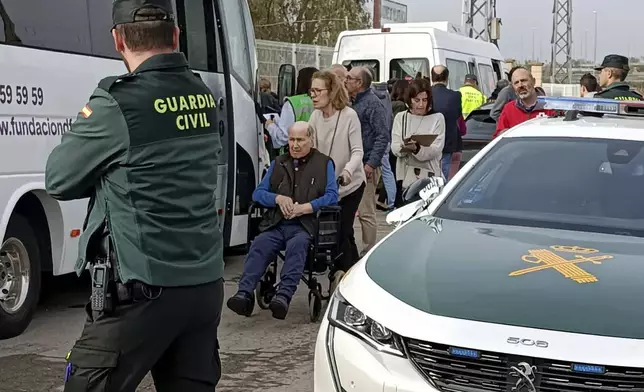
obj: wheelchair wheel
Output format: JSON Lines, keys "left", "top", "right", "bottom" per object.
{"left": 308, "top": 289, "right": 323, "bottom": 323}
{"left": 256, "top": 272, "right": 276, "bottom": 310}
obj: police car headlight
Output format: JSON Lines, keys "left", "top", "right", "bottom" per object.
{"left": 328, "top": 291, "right": 405, "bottom": 357}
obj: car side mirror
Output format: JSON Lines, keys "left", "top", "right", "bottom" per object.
{"left": 402, "top": 176, "right": 445, "bottom": 203}
{"left": 277, "top": 64, "right": 296, "bottom": 102}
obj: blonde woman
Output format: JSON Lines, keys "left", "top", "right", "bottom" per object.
{"left": 308, "top": 70, "right": 364, "bottom": 286}
{"left": 391, "top": 78, "right": 445, "bottom": 192}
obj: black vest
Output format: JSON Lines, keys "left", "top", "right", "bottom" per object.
{"left": 259, "top": 149, "right": 331, "bottom": 235}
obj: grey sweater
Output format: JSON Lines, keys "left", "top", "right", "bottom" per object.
{"left": 490, "top": 85, "right": 517, "bottom": 121}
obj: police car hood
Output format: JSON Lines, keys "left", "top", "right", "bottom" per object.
{"left": 364, "top": 216, "right": 644, "bottom": 340}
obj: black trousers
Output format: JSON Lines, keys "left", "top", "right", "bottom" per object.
{"left": 336, "top": 182, "right": 366, "bottom": 272}
{"left": 63, "top": 278, "right": 224, "bottom": 392}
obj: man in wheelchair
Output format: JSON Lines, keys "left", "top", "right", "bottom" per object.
{"left": 227, "top": 121, "right": 339, "bottom": 320}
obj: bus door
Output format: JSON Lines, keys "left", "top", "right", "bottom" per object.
{"left": 212, "top": 0, "right": 261, "bottom": 247}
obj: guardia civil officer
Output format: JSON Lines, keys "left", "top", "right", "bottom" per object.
{"left": 594, "top": 54, "right": 643, "bottom": 100}
{"left": 45, "top": 1, "right": 224, "bottom": 391}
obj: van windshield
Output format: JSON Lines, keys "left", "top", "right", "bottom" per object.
{"left": 344, "top": 60, "right": 380, "bottom": 81}
{"left": 390, "top": 58, "right": 429, "bottom": 80}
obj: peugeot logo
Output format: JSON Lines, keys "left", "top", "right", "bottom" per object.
{"left": 511, "top": 362, "right": 537, "bottom": 392}
{"left": 507, "top": 337, "right": 549, "bottom": 348}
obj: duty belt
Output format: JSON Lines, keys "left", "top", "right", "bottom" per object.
{"left": 115, "top": 281, "right": 162, "bottom": 304}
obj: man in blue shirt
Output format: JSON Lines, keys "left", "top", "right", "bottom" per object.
{"left": 227, "top": 121, "right": 339, "bottom": 320}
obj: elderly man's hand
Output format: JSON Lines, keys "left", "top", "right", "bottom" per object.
{"left": 276, "top": 195, "right": 295, "bottom": 217}
{"left": 289, "top": 202, "right": 313, "bottom": 219}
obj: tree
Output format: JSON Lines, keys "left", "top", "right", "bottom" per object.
{"left": 249, "top": 0, "right": 371, "bottom": 46}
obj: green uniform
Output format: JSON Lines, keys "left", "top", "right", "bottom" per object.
{"left": 47, "top": 50, "right": 224, "bottom": 391}
{"left": 594, "top": 82, "right": 643, "bottom": 101}
{"left": 459, "top": 84, "right": 487, "bottom": 118}
{"left": 46, "top": 53, "right": 224, "bottom": 287}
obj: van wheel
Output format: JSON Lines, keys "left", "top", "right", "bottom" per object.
{"left": 0, "top": 214, "right": 41, "bottom": 340}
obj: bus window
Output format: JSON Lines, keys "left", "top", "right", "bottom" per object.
{"left": 177, "top": 0, "right": 208, "bottom": 71}
{"left": 390, "top": 58, "right": 429, "bottom": 80}
{"left": 445, "top": 58, "right": 468, "bottom": 90}
{"left": 478, "top": 63, "right": 496, "bottom": 97}
{"left": 88, "top": 1, "right": 119, "bottom": 58}
{"left": 342, "top": 60, "right": 380, "bottom": 81}
{"left": 0, "top": 0, "right": 92, "bottom": 54}
{"left": 221, "top": 0, "right": 252, "bottom": 89}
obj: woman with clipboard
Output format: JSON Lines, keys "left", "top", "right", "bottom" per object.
{"left": 391, "top": 78, "right": 446, "bottom": 203}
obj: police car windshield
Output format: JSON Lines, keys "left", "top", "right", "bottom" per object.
{"left": 435, "top": 137, "right": 644, "bottom": 237}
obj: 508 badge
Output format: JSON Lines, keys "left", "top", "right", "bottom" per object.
{"left": 507, "top": 337, "right": 549, "bottom": 348}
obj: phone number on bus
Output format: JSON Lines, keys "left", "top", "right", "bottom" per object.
{"left": 0, "top": 85, "right": 45, "bottom": 106}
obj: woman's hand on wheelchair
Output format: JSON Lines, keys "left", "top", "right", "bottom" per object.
{"left": 339, "top": 170, "right": 351, "bottom": 186}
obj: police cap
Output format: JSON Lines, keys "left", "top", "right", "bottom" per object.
{"left": 112, "top": 0, "right": 174, "bottom": 28}
{"left": 595, "top": 54, "right": 630, "bottom": 71}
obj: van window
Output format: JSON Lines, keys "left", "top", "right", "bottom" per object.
{"left": 445, "top": 59, "right": 468, "bottom": 90}
{"left": 343, "top": 60, "right": 380, "bottom": 81}
{"left": 468, "top": 61, "right": 477, "bottom": 76}
{"left": 492, "top": 60, "right": 503, "bottom": 80}
{"left": 390, "top": 58, "right": 429, "bottom": 80}
{"left": 478, "top": 63, "right": 496, "bottom": 97}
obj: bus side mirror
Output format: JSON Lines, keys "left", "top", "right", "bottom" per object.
{"left": 278, "top": 64, "right": 296, "bottom": 102}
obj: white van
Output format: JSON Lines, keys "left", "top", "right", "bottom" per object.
{"left": 333, "top": 22, "right": 505, "bottom": 97}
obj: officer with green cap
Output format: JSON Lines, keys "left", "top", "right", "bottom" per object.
{"left": 594, "top": 54, "right": 643, "bottom": 100}
{"left": 45, "top": 1, "right": 224, "bottom": 390}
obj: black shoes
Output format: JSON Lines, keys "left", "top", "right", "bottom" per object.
{"left": 268, "top": 294, "right": 290, "bottom": 320}
{"left": 227, "top": 291, "right": 255, "bottom": 317}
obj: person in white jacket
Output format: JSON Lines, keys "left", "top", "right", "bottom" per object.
{"left": 308, "top": 69, "right": 365, "bottom": 289}
{"left": 391, "top": 78, "right": 446, "bottom": 195}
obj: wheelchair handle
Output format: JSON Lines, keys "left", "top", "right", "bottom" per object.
{"left": 337, "top": 176, "right": 345, "bottom": 186}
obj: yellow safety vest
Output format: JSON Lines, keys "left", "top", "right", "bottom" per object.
{"left": 459, "top": 85, "right": 487, "bottom": 118}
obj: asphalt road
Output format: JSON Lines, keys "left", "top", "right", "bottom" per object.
{"left": 0, "top": 212, "right": 392, "bottom": 392}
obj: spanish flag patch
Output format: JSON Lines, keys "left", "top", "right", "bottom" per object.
{"left": 81, "top": 105, "right": 93, "bottom": 118}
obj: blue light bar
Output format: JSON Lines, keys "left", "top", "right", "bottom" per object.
{"left": 572, "top": 363, "right": 606, "bottom": 374}
{"left": 537, "top": 96, "right": 620, "bottom": 114}
{"left": 448, "top": 347, "right": 480, "bottom": 359}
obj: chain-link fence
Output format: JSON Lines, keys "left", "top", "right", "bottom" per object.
{"left": 256, "top": 40, "right": 335, "bottom": 88}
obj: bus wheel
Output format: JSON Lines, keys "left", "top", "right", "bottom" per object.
{"left": 0, "top": 214, "right": 41, "bottom": 340}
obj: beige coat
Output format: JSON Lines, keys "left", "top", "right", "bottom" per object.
{"left": 391, "top": 111, "right": 446, "bottom": 188}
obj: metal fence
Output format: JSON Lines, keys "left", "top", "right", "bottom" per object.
{"left": 256, "top": 40, "right": 335, "bottom": 88}
{"left": 542, "top": 83, "right": 581, "bottom": 97}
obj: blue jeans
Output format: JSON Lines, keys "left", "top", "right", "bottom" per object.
{"left": 441, "top": 153, "right": 452, "bottom": 180}
{"left": 238, "top": 222, "right": 311, "bottom": 300}
{"left": 380, "top": 144, "right": 396, "bottom": 208}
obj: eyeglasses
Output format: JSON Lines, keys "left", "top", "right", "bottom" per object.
{"left": 309, "top": 88, "right": 328, "bottom": 96}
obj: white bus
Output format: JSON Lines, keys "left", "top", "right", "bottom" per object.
{"left": 0, "top": 0, "right": 267, "bottom": 338}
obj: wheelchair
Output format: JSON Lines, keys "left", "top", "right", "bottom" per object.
{"left": 247, "top": 202, "right": 342, "bottom": 322}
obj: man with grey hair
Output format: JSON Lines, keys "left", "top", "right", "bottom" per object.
{"left": 345, "top": 66, "right": 390, "bottom": 255}
{"left": 227, "top": 121, "right": 338, "bottom": 320}
{"left": 330, "top": 64, "right": 348, "bottom": 84}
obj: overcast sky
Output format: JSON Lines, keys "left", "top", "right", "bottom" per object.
{"left": 369, "top": 0, "right": 642, "bottom": 63}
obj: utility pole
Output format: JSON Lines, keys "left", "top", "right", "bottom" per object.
{"left": 373, "top": 0, "right": 382, "bottom": 29}
{"left": 550, "top": 0, "right": 573, "bottom": 84}
{"left": 593, "top": 10, "right": 598, "bottom": 64}
{"left": 532, "top": 28, "right": 536, "bottom": 61}
{"left": 461, "top": 0, "right": 501, "bottom": 46}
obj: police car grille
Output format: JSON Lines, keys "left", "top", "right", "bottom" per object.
{"left": 404, "top": 339, "right": 512, "bottom": 391}
{"left": 537, "top": 360, "right": 644, "bottom": 392}
{"left": 404, "top": 338, "right": 644, "bottom": 392}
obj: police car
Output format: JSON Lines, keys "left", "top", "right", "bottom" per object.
{"left": 314, "top": 97, "right": 644, "bottom": 392}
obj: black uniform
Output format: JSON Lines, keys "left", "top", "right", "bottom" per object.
{"left": 44, "top": 1, "right": 225, "bottom": 391}
{"left": 594, "top": 54, "right": 643, "bottom": 101}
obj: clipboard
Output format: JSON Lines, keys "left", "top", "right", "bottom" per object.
{"left": 404, "top": 134, "right": 438, "bottom": 147}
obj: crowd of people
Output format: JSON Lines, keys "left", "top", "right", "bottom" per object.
{"left": 230, "top": 52, "right": 644, "bottom": 321}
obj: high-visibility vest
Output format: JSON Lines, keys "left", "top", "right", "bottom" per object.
{"left": 459, "top": 85, "right": 487, "bottom": 118}
{"left": 285, "top": 94, "right": 314, "bottom": 122}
